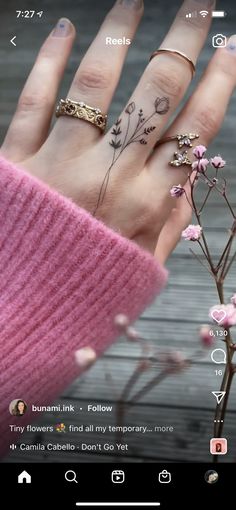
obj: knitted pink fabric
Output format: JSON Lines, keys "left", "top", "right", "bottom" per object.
{"left": 0, "top": 156, "right": 168, "bottom": 458}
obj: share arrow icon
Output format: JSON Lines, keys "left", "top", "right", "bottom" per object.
{"left": 212, "top": 391, "right": 226, "bottom": 404}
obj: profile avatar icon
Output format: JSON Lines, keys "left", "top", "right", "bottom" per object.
{"left": 204, "top": 470, "right": 219, "bottom": 484}
{"left": 9, "top": 399, "right": 27, "bottom": 417}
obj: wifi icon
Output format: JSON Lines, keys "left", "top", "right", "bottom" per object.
{"left": 200, "top": 10, "right": 209, "bottom": 17}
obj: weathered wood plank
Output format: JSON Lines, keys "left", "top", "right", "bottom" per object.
{"left": 142, "top": 285, "right": 235, "bottom": 321}
{"left": 166, "top": 256, "right": 236, "bottom": 286}
{"left": 5, "top": 451, "right": 146, "bottom": 463}
{"left": 105, "top": 324, "right": 223, "bottom": 358}
{"left": 64, "top": 359, "right": 236, "bottom": 409}
{"left": 172, "top": 231, "right": 236, "bottom": 257}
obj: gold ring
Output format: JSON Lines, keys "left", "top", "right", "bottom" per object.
{"left": 155, "top": 133, "right": 199, "bottom": 167}
{"left": 56, "top": 98, "right": 107, "bottom": 132}
{"left": 150, "top": 48, "right": 196, "bottom": 79}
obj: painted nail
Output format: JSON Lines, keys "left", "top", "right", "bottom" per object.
{"left": 52, "top": 18, "right": 72, "bottom": 37}
{"left": 226, "top": 35, "right": 236, "bottom": 53}
{"left": 117, "top": 0, "right": 143, "bottom": 10}
{"left": 194, "top": 0, "right": 214, "bottom": 5}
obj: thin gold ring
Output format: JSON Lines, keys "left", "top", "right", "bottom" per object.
{"left": 155, "top": 134, "right": 199, "bottom": 149}
{"left": 56, "top": 98, "right": 107, "bottom": 132}
{"left": 150, "top": 48, "right": 196, "bottom": 79}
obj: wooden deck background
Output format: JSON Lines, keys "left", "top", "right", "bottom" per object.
{"left": 1, "top": 0, "right": 236, "bottom": 463}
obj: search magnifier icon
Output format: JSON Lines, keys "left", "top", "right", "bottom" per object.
{"left": 65, "top": 470, "right": 78, "bottom": 483}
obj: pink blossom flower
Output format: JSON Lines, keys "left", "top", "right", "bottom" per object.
{"left": 170, "top": 184, "right": 185, "bottom": 198}
{"left": 75, "top": 346, "right": 97, "bottom": 369}
{"left": 209, "top": 304, "right": 236, "bottom": 328}
{"left": 193, "top": 145, "right": 207, "bottom": 159}
{"left": 210, "top": 156, "right": 226, "bottom": 169}
{"left": 231, "top": 294, "right": 236, "bottom": 307}
{"left": 165, "top": 351, "right": 188, "bottom": 373}
{"left": 126, "top": 326, "right": 140, "bottom": 341}
{"left": 182, "top": 224, "right": 202, "bottom": 241}
{"left": 114, "top": 314, "right": 130, "bottom": 328}
{"left": 192, "top": 158, "right": 209, "bottom": 173}
{"left": 200, "top": 325, "right": 214, "bottom": 347}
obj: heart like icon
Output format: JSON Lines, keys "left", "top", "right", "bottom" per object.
{"left": 211, "top": 309, "right": 227, "bottom": 324}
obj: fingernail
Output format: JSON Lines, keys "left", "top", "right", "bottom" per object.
{"left": 226, "top": 35, "right": 236, "bottom": 53}
{"left": 52, "top": 18, "right": 72, "bottom": 37}
{"left": 117, "top": 0, "right": 143, "bottom": 10}
{"left": 194, "top": 0, "right": 214, "bottom": 5}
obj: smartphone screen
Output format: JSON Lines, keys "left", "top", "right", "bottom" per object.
{"left": 0, "top": 0, "right": 235, "bottom": 507}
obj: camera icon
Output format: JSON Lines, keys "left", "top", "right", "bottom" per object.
{"left": 212, "top": 34, "right": 227, "bottom": 48}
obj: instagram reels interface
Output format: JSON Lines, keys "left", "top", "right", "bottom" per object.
{"left": 0, "top": 0, "right": 236, "bottom": 508}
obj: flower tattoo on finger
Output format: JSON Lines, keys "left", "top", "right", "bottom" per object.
{"left": 93, "top": 96, "right": 170, "bottom": 215}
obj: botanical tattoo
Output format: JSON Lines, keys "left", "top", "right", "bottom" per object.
{"left": 93, "top": 96, "right": 170, "bottom": 215}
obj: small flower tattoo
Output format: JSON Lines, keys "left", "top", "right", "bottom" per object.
{"left": 93, "top": 96, "right": 170, "bottom": 214}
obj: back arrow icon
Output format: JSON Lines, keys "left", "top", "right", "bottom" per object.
{"left": 10, "top": 36, "right": 16, "bottom": 46}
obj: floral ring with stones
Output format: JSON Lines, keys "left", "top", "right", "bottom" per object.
{"left": 55, "top": 98, "right": 107, "bottom": 132}
{"left": 154, "top": 133, "right": 199, "bottom": 168}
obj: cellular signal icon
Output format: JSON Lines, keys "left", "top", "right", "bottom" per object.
{"left": 186, "top": 11, "right": 197, "bottom": 18}
{"left": 200, "top": 10, "right": 209, "bottom": 17}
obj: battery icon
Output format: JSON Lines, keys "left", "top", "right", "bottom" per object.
{"left": 212, "top": 11, "right": 227, "bottom": 18}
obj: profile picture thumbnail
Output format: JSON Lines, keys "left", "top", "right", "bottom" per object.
{"left": 9, "top": 399, "right": 28, "bottom": 417}
{"left": 210, "top": 437, "right": 227, "bottom": 455}
{"left": 204, "top": 470, "right": 219, "bottom": 484}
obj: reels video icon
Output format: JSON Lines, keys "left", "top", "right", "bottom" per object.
{"left": 111, "top": 470, "right": 125, "bottom": 484}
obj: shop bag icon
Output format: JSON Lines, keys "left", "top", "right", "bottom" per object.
{"left": 158, "top": 470, "right": 171, "bottom": 484}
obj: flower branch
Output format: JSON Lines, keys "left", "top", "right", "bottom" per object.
{"left": 171, "top": 145, "right": 236, "bottom": 459}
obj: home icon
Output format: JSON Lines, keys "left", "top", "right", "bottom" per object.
{"left": 18, "top": 471, "right": 31, "bottom": 484}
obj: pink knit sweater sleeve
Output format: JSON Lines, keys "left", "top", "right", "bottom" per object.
{"left": 0, "top": 156, "right": 168, "bottom": 457}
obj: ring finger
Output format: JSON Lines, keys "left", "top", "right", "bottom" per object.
{"left": 101, "top": 0, "right": 215, "bottom": 165}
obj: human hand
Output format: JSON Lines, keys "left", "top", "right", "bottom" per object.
{"left": 1, "top": 0, "right": 236, "bottom": 261}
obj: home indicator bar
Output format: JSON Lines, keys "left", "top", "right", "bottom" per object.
{"left": 76, "top": 504, "right": 161, "bottom": 507}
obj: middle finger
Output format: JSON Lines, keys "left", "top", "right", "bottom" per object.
{"left": 51, "top": 0, "right": 144, "bottom": 151}
{"left": 101, "top": 0, "right": 215, "bottom": 166}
